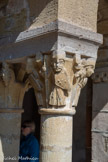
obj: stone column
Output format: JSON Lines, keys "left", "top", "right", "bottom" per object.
{"left": 25, "top": 51, "right": 100, "bottom": 162}
{"left": 39, "top": 114, "right": 72, "bottom": 162}
{"left": 0, "top": 62, "right": 28, "bottom": 162}
{"left": 0, "top": 109, "right": 23, "bottom": 161}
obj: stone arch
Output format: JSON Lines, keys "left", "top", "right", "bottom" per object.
{"left": 21, "top": 87, "right": 41, "bottom": 142}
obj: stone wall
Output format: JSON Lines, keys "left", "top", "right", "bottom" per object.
{"left": 58, "top": 0, "right": 98, "bottom": 32}
{"left": 0, "top": 1, "right": 28, "bottom": 36}
{"left": 91, "top": 0, "right": 108, "bottom": 161}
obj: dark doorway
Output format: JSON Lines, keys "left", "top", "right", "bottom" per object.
{"left": 72, "top": 79, "right": 93, "bottom": 162}
{"left": 21, "top": 88, "right": 40, "bottom": 143}
{"left": 72, "top": 86, "right": 87, "bottom": 162}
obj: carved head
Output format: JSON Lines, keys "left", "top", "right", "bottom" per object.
{"left": 52, "top": 58, "right": 65, "bottom": 73}
{"left": 85, "top": 59, "right": 95, "bottom": 77}
{"left": 80, "top": 58, "right": 95, "bottom": 77}
{"left": 86, "top": 65, "right": 94, "bottom": 77}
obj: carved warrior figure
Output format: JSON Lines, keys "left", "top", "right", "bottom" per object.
{"left": 49, "top": 57, "right": 71, "bottom": 107}
{"left": 72, "top": 58, "right": 95, "bottom": 107}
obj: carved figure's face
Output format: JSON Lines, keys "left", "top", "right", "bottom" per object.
{"left": 53, "top": 59, "right": 65, "bottom": 72}
{"left": 86, "top": 66, "right": 94, "bottom": 77}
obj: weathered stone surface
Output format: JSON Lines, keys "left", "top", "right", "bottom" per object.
{"left": 24, "top": 53, "right": 96, "bottom": 114}
{"left": 0, "top": 53, "right": 96, "bottom": 162}
{"left": 92, "top": 112, "right": 108, "bottom": 131}
{"left": 0, "top": 1, "right": 103, "bottom": 162}
{"left": 17, "top": 20, "right": 103, "bottom": 44}
{"left": 0, "top": 20, "right": 102, "bottom": 61}
{"left": 28, "top": 0, "right": 58, "bottom": 30}
{"left": 0, "top": 62, "right": 28, "bottom": 108}
{"left": 92, "top": 82, "right": 108, "bottom": 111}
{"left": 40, "top": 115, "right": 72, "bottom": 162}
{"left": 0, "top": 62, "right": 29, "bottom": 162}
{"left": 0, "top": 113, "right": 21, "bottom": 161}
{"left": 90, "top": 1, "right": 108, "bottom": 156}
{"left": 0, "top": 0, "right": 100, "bottom": 38}
{"left": 92, "top": 77, "right": 108, "bottom": 162}
{"left": 29, "top": 0, "right": 99, "bottom": 32}
{"left": 92, "top": 133, "right": 108, "bottom": 162}
{"left": 58, "top": 0, "right": 98, "bottom": 32}
{"left": 0, "top": 0, "right": 28, "bottom": 36}
{"left": 92, "top": 67, "right": 108, "bottom": 82}
{"left": 97, "top": 0, "right": 108, "bottom": 66}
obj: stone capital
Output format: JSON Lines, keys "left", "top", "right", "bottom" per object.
{"left": 0, "top": 62, "right": 29, "bottom": 109}
{"left": 25, "top": 52, "right": 96, "bottom": 115}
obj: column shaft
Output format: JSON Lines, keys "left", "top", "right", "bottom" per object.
{"left": 0, "top": 109, "right": 23, "bottom": 162}
{"left": 40, "top": 114, "right": 72, "bottom": 162}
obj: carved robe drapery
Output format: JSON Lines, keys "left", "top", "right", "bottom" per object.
{"left": 49, "top": 67, "right": 71, "bottom": 106}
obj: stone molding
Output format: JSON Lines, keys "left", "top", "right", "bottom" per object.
{"left": 16, "top": 20, "right": 102, "bottom": 44}
{"left": 0, "top": 108, "right": 24, "bottom": 113}
{"left": 39, "top": 108, "right": 75, "bottom": 115}
{"left": 0, "top": 20, "right": 103, "bottom": 61}
{"left": 92, "top": 68, "right": 108, "bottom": 83}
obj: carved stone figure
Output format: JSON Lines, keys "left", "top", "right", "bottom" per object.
{"left": 72, "top": 58, "right": 95, "bottom": 107}
{"left": 0, "top": 62, "right": 27, "bottom": 108}
{"left": 1, "top": 62, "right": 13, "bottom": 87}
{"left": 49, "top": 57, "right": 71, "bottom": 107}
{"left": 25, "top": 55, "right": 95, "bottom": 109}
{"left": 26, "top": 58, "right": 44, "bottom": 106}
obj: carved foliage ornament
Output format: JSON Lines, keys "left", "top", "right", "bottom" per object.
{"left": 72, "top": 57, "right": 95, "bottom": 107}
{"left": 74, "top": 58, "right": 95, "bottom": 88}
{"left": 0, "top": 62, "right": 30, "bottom": 108}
